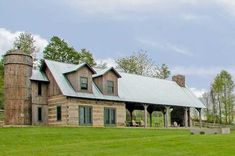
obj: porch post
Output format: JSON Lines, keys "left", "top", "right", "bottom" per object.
{"left": 196, "top": 108, "right": 202, "bottom": 128}
{"left": 188, "top": 108, "right": 192, "bottom": 127}
{"left": 199, "top": 108, "right": 202, "bottom": 128}
{"left": 130, "top": 110, "right": 133, "bottom": 122}
{"left": 184, "top": 107, "right": 188, "bottom": 128}
{"left": 164, "top": 106, "right": 169, "bottom": 128}
{"left": 150, "top": 112, "right": 152, "bottom": 127}
{"left": 143, "top": 104, "right": 148, "bottom": 128}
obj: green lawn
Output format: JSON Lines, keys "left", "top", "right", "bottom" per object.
{"left": 0, "top": 127, "right": 234, "bottom": 156}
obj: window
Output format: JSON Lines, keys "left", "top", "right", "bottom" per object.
{"left": 80, "top": 77, "right": 88, "bottom": 90}
{"left": 38, "top": 107, "right": 42, "bottom": 122}
{"left": 79, "top": 106, "right": 92, "bottom": 125}
{"left": 56, "top": 106, "right": 62, "bottom": 121}
{"left": 38, "top": 82, "right": 42, "bottom": 95}
{"left": 107, "top": 81, "right": 114, "bottom": 94}
{"left": 104, "top": 108, "right": 116, "bottom": 125}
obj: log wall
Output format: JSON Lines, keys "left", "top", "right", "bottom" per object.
{"left": 67, "top": 98, "right": 125, "bottom": 127}
{"left": 47, "top": 95, "right": 126, "bottom": 127}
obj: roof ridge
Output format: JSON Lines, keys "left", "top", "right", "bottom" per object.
{"left": 119, "top": 72, "right": 174, "bottom": 83}
{"left": 44, "top": 59, "right": 78, "bottom": 66}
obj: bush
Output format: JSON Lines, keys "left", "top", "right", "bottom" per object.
{"left": 200, "top": 131, "right": 205, "bottom": 135}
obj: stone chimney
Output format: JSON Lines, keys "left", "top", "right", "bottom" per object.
{"left": 172, "top": 75, "right": 185, "bottom": 87}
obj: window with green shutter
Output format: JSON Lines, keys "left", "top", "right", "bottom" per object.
{"left": 107, "top": 81, "right": 114, "bottom": 94}
{"left": 80, "top": 77, "right": 88, "bottom": 90}
{"left": 104, "top": 108, "right": 116, "bottom": 126}
{"left": 79, "top": 106, "right": 92, "bottom": 125}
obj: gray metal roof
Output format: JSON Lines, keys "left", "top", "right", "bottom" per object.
{"left": 93, "top": 67, "right": 121, "bottom": 78}
{"left": 118, "top": 73, "right": 205, "bottom": 108}
{"left": 32, "top": 60, "right": 205, "bottom": 108}
{"left": 30, "top": 70, "right": 49, "bottom": 82}
{"left": 63, "top": 62, "right": 96, "bottom": 74}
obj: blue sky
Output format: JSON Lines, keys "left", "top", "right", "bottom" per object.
{"left": 1, "top": 0, "right": 235, "bottom": 96}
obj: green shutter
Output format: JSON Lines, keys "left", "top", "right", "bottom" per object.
{"left": 104, "top": 108, "right": 116, "bottom": 126}
{"left": 79, "top": 107, "right": 84, "bottom": 124}
{"left": 79, "top": 106, "right": 92, "bottom": 125}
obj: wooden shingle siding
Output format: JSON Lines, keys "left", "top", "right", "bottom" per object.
{"left": 31, "top": 81, "right": 48, "bottom": 104}
{"left": 45, "top": 67, "right": 61, "bottom": 96}
{"left": 66, "top": 66, "right": 93, "bottom": 93}
{"left": 31, "top": 81, "right": 48, "bottom": 125}
{"left": 102, "top": 71, "right": 118, "bottom": 96}
{"left": 93, "top": 70, "right": 119, "bottom": 96}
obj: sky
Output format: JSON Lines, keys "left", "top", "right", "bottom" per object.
{"left": 1, "top": 0, "right": 235, "bottom": 97}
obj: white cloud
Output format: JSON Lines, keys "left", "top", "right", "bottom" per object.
{"left": 136, "top": 38, "right": 193, "bottom": 56}
{"left": 216, "top": 0, "right": 235, "bottom": 16}
{"left": 96, "top": 58, "right": 117, "bottom": 67}
{"left": 60, "top": 0, "right": 235, "bottom": 20}
{"left": 0, "top": 28, "right": 48, "bottom": 58}
{"left": 190, "top": 87, "right": 206, "bottom": 98}
{"left": 64, "top": 0, "right": 205, "bottom": 14}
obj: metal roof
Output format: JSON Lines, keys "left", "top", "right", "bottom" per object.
{"left": 93, "top": 67, "right": 121, "bottom": 78}
{"left": 118, "top": 73, "right": 205, "bottom": 108}
{"left": 63, "top": 62, "right": 96, "bottom": 74}
{"left": 30, "top": 70, "right": 49, "bottom": 82}
{"left": 32, "top": 60, "right": 205, "bottom": 108}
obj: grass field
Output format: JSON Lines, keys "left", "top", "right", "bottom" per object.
{"left": 0, "top": 127, "right": 234, "bottom": 156}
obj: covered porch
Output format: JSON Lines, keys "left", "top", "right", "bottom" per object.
{"left": 125, "top": 102, "right": 203, "bottom": 128}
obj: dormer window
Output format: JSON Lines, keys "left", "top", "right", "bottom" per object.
{"left": 107, "top": 81, "right": 114, "bottom": 94}
{"left": 80, "top": 77, "right": 88, "bottom": 90}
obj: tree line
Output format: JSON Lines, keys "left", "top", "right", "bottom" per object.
{"left": 202, "top": 70, "right": 234, "bottom": 124}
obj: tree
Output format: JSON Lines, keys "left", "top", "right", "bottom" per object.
{"left": 211, "top": 70, "right": 234, "bottom": 124}
{"left": 96, "top": 61, "right": 108, "bottom": 69}
{"left": 155, "top": 64, "right": 171, "bottom": 79}
{"left": 13, "top": 32, "right": 37, "bottom": 54}
{"left": 79, "top": 49, "right": 96, "bottom": 66}
{"left": 201, "top": 91, "right": 218, "bottom": 124}
{"left": 43, "top": 36, "right": 96, "bottom": 66}
{"left": 116, "top": 50, "right": 170, "bottom": 79}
